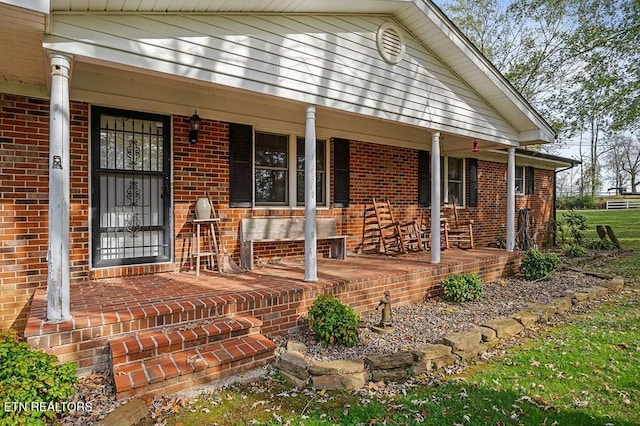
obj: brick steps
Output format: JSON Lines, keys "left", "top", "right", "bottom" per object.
{"left": 109, "top": 316, "right": 276, "bottom": 399}
{"left": 109, "top": 316, "right": 263, "bottom": 365}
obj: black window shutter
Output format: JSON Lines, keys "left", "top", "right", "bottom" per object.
{"left": 526, "top": 166, "right": 535, "bottom": 195}
{"left": 468, "top": 158, "right": 478, "bottom": 207}
{"left": 228, "top": 123, "right": 253, "bottom": 207}
{"left": 418, "top": 150, "right": 431, "bottom": 207}
{"left": 333, "top": 138, "right": 350, "bottom": 207}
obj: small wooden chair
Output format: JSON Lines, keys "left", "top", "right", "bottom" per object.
{"left": 372, "top": 198, "right": 423, "bottom": 254}
{"left": 442, "top": 200, "right": 474, "bottom": 249}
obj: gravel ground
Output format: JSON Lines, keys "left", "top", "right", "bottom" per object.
{"left": 59, "top": 268, "right": 609, "bottom": 425}
{"left": 271, "top": 269, "right": 607, "bottom": 362}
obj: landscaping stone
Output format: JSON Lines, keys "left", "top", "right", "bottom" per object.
{"left": 481, "top": 317, "right": 524, "bottom": 339}
{"left": 276, "top": 351, "right": 309, "bottom": 382}
{"left": 454, "top": 342, "right": 487, "bottom": 361}
{"left": 441, "top": 327, "right": 482, "bottom": 352}
{"left": 312, "top": 371, "right": 367, "bottom": 390}
{"left": 432, "top": 354, "right": 458, "bottom": 370}
{"left": 576, "top": 287, "right": 599, "bottom": 300}
{"left": 96, "top": 398, "right": 147, "bottom": 426}
{"left": 564, "top": 290, "right": 590, "bottom": 303}
{"left": 309, "top": 359, "right": 366, "bottom": 390}
{"left": 286, "top": 340, "right": 307, "bottom": 353}
{"left": 511, "top": 310, "right": 540, "bottom": 328}
{"left": 364, "top": 351, "right": 414, "bottom": 370}
{"left": 601, "top": 277, "right": 624, "bottom": 292}
{"left": 370, "top": 367, "right": 411, "bottom": 382}
{"left": 365, "top": 352, "right": 413, "bottom": 382}
{"left": 411, "top": 344, "right": 454, "bottom": 374}
{"left": 478, "top": 326, "right": 497, "bottom": 342}
{"left": 521, "top": 303, "right": 554, "bottom": 321}
{"left": 592, "top": 286, "right": 609, "bottom": 297}
{"left": 411, "top": 344, "right": 453, "bottom": 362}
{"left": 309, "top": 359, "right": 364, "bottom": 376}
{"left": 551, "top": 297, "right": 573, "bottom": 313}
{"left": 280, "top": 370, "right": 308, "bottom": 389}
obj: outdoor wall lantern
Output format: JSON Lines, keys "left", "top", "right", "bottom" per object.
{"left": 472, "top": 138, "right": 479, "bottom": 153}
{"left": 189, "top": 111, "right": 202, "bottom": 144}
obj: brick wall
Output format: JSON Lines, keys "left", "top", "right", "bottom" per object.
{"left": 0, "top": 96, "right": 556, "bottom": 332}
{"left": 467, "top": 161, "right": 555, "bottom": 248}
{"left": 0, "top": 94, "right": 50, "bottom": 332}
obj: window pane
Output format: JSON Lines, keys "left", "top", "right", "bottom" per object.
{"left": 255, "top": 132, "right": 288, "bottom": 205}
{"left": 256, "top": 133, "right": 288, "bottom": 167}
{"left": 296, "top": 138, "right": 326, "bottom": 205}
{"left": 448, "top": 158, "right": 462, "bottom": 181}
{"left": 317, "top": 172, "right": 325, "bottom": 204}
{"left": 448, "top": 181, "right": 463, "bottom": 205}
{"left": 515, "top": 167, "right": 524, "bottom": 194}
{"left": 255, "top": 170, "right": 287, "bottom": 203}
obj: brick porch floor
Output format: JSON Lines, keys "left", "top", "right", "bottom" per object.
{"left": 24, "top": 248, "right": 520, "bottom": 397}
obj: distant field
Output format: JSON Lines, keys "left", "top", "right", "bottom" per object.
{"left": 558, "top": 209, "right": 640, "bottom": 250}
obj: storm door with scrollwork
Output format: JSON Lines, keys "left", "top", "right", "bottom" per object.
{"left": 91, "top": 107, "right": 171, "bottom": 267}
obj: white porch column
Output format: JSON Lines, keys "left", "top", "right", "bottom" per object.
{"left": 47, "top": 53, "right": 72, "bottom": 322}
{"left": 506, "top": 147, "right": 516, "bottom": 252}
{"left": 304, "top": 105, "right": 318, "bottom": 282}
{"left": 430, "top": 132, "right": 441, "bottom": 263}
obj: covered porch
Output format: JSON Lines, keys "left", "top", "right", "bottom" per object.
{"left": 24, "top": 247, "right": 520, "bottom": 398}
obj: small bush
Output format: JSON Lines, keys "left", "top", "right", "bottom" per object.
{"left": 0, "top": 331, "right": 77, "bottom": 425}
{"left": 562, "top": 210, "right": 589, "bottom": 245}
{"left": 585, "top": 239, "right": 615, "bottom": 250}
{"left": 562, "top": 244, "right": 589, "bottom": 258}
{"left": 441, "top": 273, "right": 484, "bottom": 303}
{"left": 307, "top": 294, "right": 359, "bottom": 347}
{"left": 520, "top": 248, "right": 560, "bottom": 281}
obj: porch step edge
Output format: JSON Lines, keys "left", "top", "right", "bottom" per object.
{"left": 109, "top": 315, "right": 263, "bottom": 365}
{"left": 112, "top": 334, "right": 276, "bottom": 398}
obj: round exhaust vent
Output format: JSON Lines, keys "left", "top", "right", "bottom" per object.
{"left": 376, "top": 22, "right": 406, "bottom": 64}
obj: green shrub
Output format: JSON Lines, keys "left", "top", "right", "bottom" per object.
{"left": 585, "top": 239, "right": 615, "bottom": 250}
{"left": 441, "top": 273, "right": 484, "bottom": 303}
{"left": 562, "top": 210, "right": 588, "bottom": 244}
{"left": 562, "top": 244, "right": 589, "bottom": 258}
{"left": 307, "top": 294, "right": 359, "bottom": 347}
{"left": 0, "top": 331, "right": 77, "bottom": 425}
{"left": 520, "top": 248, "right": 560, "bottom": 281}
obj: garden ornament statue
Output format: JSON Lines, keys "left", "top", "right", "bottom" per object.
{"left": 372, "top": 290, "right": 394, "bottom": 334}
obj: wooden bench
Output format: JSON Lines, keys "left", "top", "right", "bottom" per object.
{"left": 239, "top": 217, "right": 348, "bottom": 270}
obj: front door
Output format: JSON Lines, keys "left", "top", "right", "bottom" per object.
{"left": 91, "top": 107, "right": 171, "bottom": 267}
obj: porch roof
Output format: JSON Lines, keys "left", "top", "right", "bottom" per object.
{"left": 1, "top": 0, "right": 555, "bottom": 149}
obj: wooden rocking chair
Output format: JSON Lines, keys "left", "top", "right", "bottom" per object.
{"left": 418, "top": 209, "right": 450, "bottom": 251}
{"left": 442, "top": 200, "right": 474, "bottom": 249}
{"left": 372, "top": 198, "right": 423, "bottom": 254}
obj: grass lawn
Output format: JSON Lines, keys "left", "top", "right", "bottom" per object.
{"left": 558, "top": 209, "right": 640, "bottom": 283}
{"left": 558, "top": 209, "right": 640, "bottom": 251}
{"left": 161, "top": 293, "right": 640, "bottom": 425}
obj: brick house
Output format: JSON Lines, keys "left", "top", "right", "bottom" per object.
{"left": 0, "top": 0, "right": 578, "bottom": 334}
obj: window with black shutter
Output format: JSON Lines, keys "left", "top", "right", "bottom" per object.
{"left": 228, "top": 123, "right": 253, "bottom": 207}
{"left": 526, "top": 166, "right": 535, "bottom": 195}
{"left": 333, "top": 138, "right": 350, "bottom": 207}
{"left": 468, "top": 158, "right": 478, "bottom": 207}
{"left": 418, "top": 150, "right": 430, "bottom": 207}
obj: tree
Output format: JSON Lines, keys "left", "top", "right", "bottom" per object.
{"left": 607, "top": 133, "right": 640, "bottom": 193}
{"left": 439, "top": 0, "right": 640, "bottom": 194}
{"left": 604, "top": 135, "right": 630, "bottom": 193}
